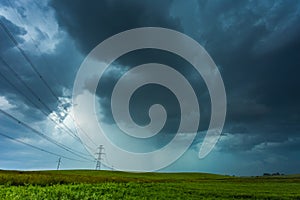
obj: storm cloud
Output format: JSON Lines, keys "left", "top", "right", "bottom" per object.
{"left": 0, "top": 0, "right": 299, "bottom": 174}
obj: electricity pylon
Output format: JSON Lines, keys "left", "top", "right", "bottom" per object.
{"left": 95, "top": 145, "right": 105, "bottom": 170}
{"left": 56, "top": 157, "right": 61, "bottom": 170}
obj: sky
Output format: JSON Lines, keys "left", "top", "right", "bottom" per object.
{"left": 0, "top": 0, "right": 300, "bottom": 176}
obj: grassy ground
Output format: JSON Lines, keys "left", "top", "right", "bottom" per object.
{"left": 0, "top": 170, "right": 299, "bottom": 199}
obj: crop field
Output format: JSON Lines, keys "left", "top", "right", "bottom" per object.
{"left": 0, "top": 170, "right": 300, "bottom": 199}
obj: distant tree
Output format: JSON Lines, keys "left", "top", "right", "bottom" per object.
{"left": 272, "top": 172, "right": 280, "bottom": 176}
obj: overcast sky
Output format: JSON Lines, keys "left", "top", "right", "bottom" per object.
{"left": 0, "top": 0, "right": 300, "bottom": 176}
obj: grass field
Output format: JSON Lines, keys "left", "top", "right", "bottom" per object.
{"left": 0, "top": 170, "right": 300, "bottom": 199}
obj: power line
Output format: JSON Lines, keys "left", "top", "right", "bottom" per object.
{"left": 0, "top": 131, "right": 89, "bottom": 162}
{"left": 0, "top": 13, "right": 71, "bottom": 120}
{"left": 0, "top": 56, "right": 55, "bottom": 114}
{"left": 6, "top": 0, "right": 55, "bottom": 73}
{"left": 0, "top": 57, "right": 96, "bottom": 156}
{"left": 0, "top": 17, "right": 59, "bottom": 102}
{"left": 0, "top": 55, "right": 96, "bottom": 153}
{"left": 0, "top": 6, "right": 97, "bottom": 167}
{"left": 0, "top": 108, "right": 94, "bottom": 162}
{"left": 0, "top": 76, "right": 94, "bottom": 160}
{"left": 6, "top": 0, "right": 66, "bottom": 95}
{"left": 0, "top": 56, "right": 55, "bottom": 115}
{"left": 0, "top": 52, "right": 96, "bottom": 149}
{"left": 103, "top": 150, "right": 114, "bottom": 170}
{"left": 0, "top": 11, "right": 97, "bottom": 152}
{"left": 0, "top": 59, "right": 80, "bottom": 143}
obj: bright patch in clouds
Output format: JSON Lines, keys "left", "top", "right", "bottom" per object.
{"left": 0, "top": 0, "right": 61, "bottom": 54}
{"left": 0, "top": 96, "right": 15, "bottom": 110}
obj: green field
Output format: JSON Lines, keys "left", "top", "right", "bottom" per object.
{"left": 0, "top": 170, "right": 300, "bottom": 199}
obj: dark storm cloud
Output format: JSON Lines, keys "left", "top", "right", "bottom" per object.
{"left": 50, "top": 0, "right": 182, "bottom": 54}
{"left": 215, "top": 131, "right": 300, "bottom": 159}
{"left": 181, "top": 0, "right": 300, "bottom": 152}
{"left": 167, "top": 0, "right": 300, "bottom": 159}
{"left": 50, "top": 0, "right": 209, "bottom": 136}
{"left": 2, "top": 0, "right": 298, "bottom": 155}
{"left": 50, "top": 0, "right": 300, "bottom": 151}
{"left": 0, "top": 0, "right": 299, "bottom": 174}
{"left": 95, "top": 49, "right": 211, "bottom": 133}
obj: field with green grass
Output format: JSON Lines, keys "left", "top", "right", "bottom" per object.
{"left": 0, "top": 170, "right": 299, "bottom": 199}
